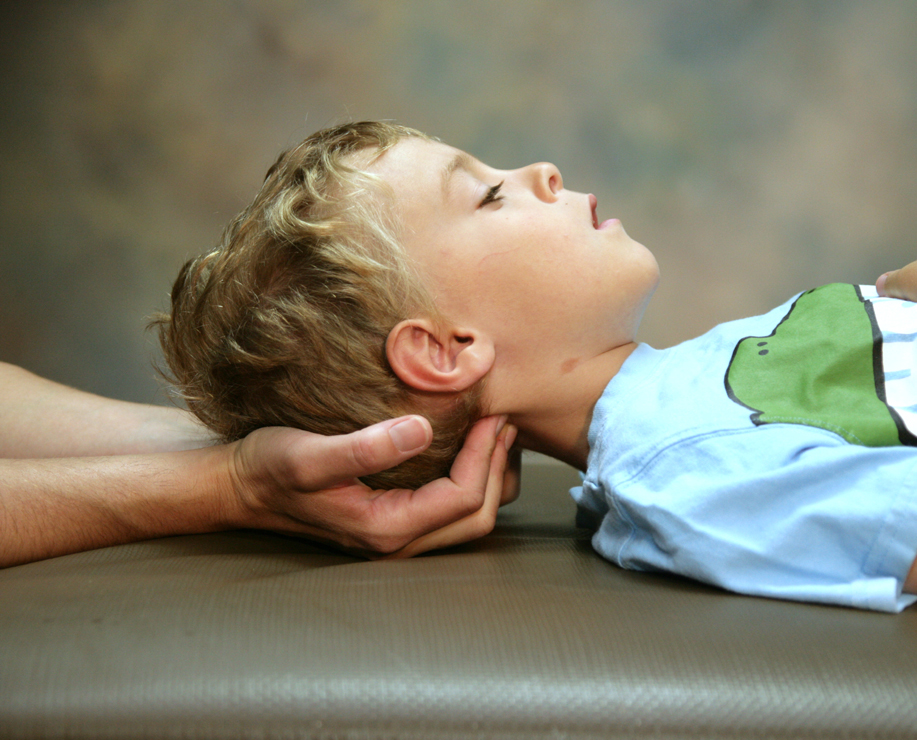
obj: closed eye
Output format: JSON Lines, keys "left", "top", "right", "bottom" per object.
{"left": 479, "top": 181, "right": 504, "bottom": 207}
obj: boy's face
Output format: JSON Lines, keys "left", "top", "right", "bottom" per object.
{"left": 367, "top": 137, "right": 659, "bottom": 394}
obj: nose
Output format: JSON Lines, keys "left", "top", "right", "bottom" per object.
{"left": 525, "top": 162, "right": 563, "bottom": 202}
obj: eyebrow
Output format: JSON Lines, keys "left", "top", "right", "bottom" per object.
{"left": 441, "top": 152, "right": 474, "bottom": 201}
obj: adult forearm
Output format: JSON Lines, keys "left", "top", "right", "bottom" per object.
{"left": 0, "top": 416, "right": 514, "bottom": 567}
{"left": 0, "top": 362, "right": 215, "bottom": 458}
{"left": 0, "top": 446, "right": 235, "bottom": 567}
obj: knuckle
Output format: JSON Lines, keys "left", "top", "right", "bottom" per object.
{"left": 467, "top": 511, "right": 497, "bottom": 539}
{"left": 457, "top": 485, "right": 487, "bottom": 514}
{"left": 352, "top": 513, "right": 409, "bottom": 554}
{"left": 362, "top": 532, "right": 406, "bottom": 554}
{"left": 348, "top": 433, "right": 379, "bottom": 476}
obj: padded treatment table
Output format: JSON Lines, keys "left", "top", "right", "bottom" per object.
{"left": 2, "top": 461, "right": 917, "bottom": 739}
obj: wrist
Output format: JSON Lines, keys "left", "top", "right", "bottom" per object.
{"left": 115, "top": 445, "right": 249, "bottom": 538}
{"left": 183, "top": 441, "right": 253, "bottom": 532}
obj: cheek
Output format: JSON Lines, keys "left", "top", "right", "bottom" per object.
{"left": 440, "top": 225, "right": 577, "bottom": 317}
{"left": 429, "top": 256, "right": 497, "bottom": 319}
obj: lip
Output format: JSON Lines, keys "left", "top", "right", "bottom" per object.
{"left": 598, "top": 217, "right": 621, "bottom": 230}
{"left": 590, "top": 193, "right": 620, "bottom": 230}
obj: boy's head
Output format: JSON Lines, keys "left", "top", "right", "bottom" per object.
{"left": 159, "top": 121, "right": 658, "bottom": 488}
{"left": 158, "top": 121, "right": 486, "bottom": 489}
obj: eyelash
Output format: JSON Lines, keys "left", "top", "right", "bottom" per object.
{"left": 480, "top": 181, "right": 505, "bottom": 207}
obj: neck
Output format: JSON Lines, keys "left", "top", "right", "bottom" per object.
{"left": 506, "top": 342, "right": 639, "bottom": 471}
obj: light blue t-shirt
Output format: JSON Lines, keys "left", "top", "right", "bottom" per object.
{"left": 572, "top": 284, "right": 917, "bottom": 612}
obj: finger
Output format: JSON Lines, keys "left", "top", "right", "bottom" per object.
{"left": 366, "top": 415, "right": 507, "bottom": 548}
{"left": 500, "top": 443, "right": 522, "bottom": 506}
{"left": 877, "top": 260, "right": 917, "bottom": 300}
{"left": 442, "top": 415, "right": 508, "bottom": 499}
{"left": 289, "top": 415, "right": 433, "bottom": 490}
{"left": 382, "top": 423, "right": 513, "bottom": 559}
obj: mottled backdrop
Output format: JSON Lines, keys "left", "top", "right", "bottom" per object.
{"left": 2, "top": 0, "right": 915, "bottom": 409}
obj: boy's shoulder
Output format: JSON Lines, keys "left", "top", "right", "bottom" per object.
{"left": 576, "top": 284, "right": 917, "bottom": 613}
{"left": 589, "top": 282, "right": 917, "bottom": 469}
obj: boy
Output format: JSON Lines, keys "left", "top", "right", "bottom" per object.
{"left": 159, "top": 121, "right": 917, "bottom": 611}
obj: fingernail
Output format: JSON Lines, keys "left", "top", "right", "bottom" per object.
{"left": 389, "top": 417, "right": 429, "bottom": 452}
{"left": 494, "top": 414, "right": 508, "bottom": 436}
{"left": 876, "top": 272, "right": 890, "bottom": 296}
{"left": 502, "top": 424, "right": 518, "bottom": 451}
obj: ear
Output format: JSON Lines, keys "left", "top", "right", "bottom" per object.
{"left": 386, "top": 319, "right": 494, "bottom": 393}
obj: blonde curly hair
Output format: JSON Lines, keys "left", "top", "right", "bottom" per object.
{"left": 156, "top": 121, "right": 484, "bottom": 489}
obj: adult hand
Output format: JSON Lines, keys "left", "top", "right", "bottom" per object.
{"left": 0, "top": 362, "right": 518, "bottom": 565}
{"left": 225, "top": 414, "right": 518, "bottom": 557}
{"left": 383, "top": 445, "right": 521, "bottom": 559}
{"left": 876, "top": 260, "right": 917, "bottom": 301}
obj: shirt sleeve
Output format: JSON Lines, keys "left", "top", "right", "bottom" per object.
{"left": 583, "top": 424, "right": 917, "bottom": 613}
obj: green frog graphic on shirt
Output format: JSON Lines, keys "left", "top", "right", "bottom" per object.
{"left": 725, "top": 283, "right": 917, "bottom": 447}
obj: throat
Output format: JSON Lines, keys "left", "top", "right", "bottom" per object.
{"left": 508, "top": 343, "right": 638, "bottom": 471}
{"left": 516, "top": 423, "right": 591, "bottom": 471}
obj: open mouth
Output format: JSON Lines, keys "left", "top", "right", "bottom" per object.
{"left": 590, "top": 193, "right": 621, "bottom": 231}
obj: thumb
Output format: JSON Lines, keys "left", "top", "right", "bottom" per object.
{"left": 309, "top": 415, "right": 433, "bottom": 485}
{"left": 877, "top": 260, "right": 917, "bottom": 300}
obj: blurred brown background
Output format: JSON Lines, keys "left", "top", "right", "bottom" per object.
{"left": 1, "top": 0, "right": 915, "bottom": 407}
